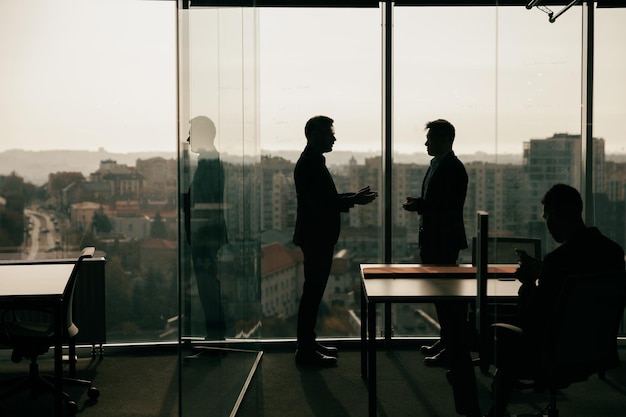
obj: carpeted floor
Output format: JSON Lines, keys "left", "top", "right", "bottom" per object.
{"left": 0, "top": 345, "right": 259, "bottom": 417}
{"left": 1, "top": 344, "right": 626, "bottom": 417}
{"left": 237, "top": 346, "right": 626, "bottom": 417}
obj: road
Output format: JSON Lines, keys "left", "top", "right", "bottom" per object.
{"left": 24, "top": 209, "right": 60, "bottom": 260}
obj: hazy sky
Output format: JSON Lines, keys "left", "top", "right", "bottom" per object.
{"left": 0, "top": 0, "right": 177, "bottom": 154}
{"left": 1, "top": 1, "right": 625, "bottom": 156}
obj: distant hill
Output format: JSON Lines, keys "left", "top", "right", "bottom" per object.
{"left": 0, "top": 149, "right": 176, "bottom": 185}
{"left": 10, "top": 147, "right": 626, "bottom": 186}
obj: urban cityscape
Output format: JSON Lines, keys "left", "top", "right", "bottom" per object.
{"left": 1, "top": 131, "right": 625, "bottom": 341}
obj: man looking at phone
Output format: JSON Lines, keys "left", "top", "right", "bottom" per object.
{"left": 486, "top": 183, "right": 625, "bottom": 417}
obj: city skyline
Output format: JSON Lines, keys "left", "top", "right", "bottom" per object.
{"left": 5, "top": 131, "right": 626, "bottom": 187}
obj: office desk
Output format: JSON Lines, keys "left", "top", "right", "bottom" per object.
{"left": 0, "top": 263, "right": 75, "bottom": 417}
{"left": 360, "top": 264, "right": 519, "bottom": 417}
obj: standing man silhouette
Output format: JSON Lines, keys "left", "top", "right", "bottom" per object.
{"left": 403, "top": 119, "right": 477, "bottom": 417}
{"left": 186, "top": 116, "right": 228, "bottom": 340}
{"left": 293, "top": 115, "right": 377, "bottom": 367}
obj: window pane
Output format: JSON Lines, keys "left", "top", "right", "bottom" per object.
{"left": 594, "top": 7, "right": 626, "bottom": 336}
{"left": 392, "top": 5, "right": 582, "bottom": 337}
{"left": 182, "top": 7, "right": 261, "bottom": 342}
{"left": 258, "top": 8, "right": 382, "bottom": 339}
{"left": 0, "top": 0, "right": 178, "bottom": 344}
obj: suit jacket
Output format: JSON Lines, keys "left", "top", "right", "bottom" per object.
{"left": 292, "top": 146, "right": 354, "bottom": 248}
{"left": 419, "top": 151, "right": 468, "bottom": 253}
{"left": 518, "top": 226, "right": 625, "bottom": 372}
{"left": 519, "top": 227, "right": 625, "bottom": 336}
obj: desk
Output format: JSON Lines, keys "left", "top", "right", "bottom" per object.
{"left": 0, "top": 263, "right": 75, "bottom": 417}
{"left": 360, "top": 263, "right": 519, "bottom": 417}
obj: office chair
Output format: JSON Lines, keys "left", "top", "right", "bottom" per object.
{"left": 492, "top": 270, "right": 626, "bottom": 417}
{"left": 0, "top": 247, "right": 100, "bottom": 414}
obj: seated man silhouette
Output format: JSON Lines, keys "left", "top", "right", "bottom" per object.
{"left": 486, "top": 184, "right": 625, "bottom": 417}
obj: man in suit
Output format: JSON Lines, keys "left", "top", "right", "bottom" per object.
{"left": 403, "top": 119, "right": 477, "bottom": 417}
{"left": 486, "top": 184, "right": 625, "bottom": 417}
{"left": 293, "top": 115, "right": 377, "bottom": 367}
{"left": 403, "top": 119, "right": 468, "bottom": 264}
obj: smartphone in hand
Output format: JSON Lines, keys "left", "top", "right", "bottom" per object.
{"left": 515, "top": 248, "right": 529, "bottom": 262}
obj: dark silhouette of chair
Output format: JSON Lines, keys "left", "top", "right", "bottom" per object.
{"left": 471, "top": 237, "right": 542, "bottom": 371}
{"left": 493, "top": 270, "right": 626, "bottom": 417}
{"left": 0, "top": 247, "right": 100, "bottom": 414}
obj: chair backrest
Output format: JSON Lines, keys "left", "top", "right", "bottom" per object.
{"left": 64, "top": 247, "right": 95, "bottom": 337}
{"left": 543, "top": 270, "right": 626, "bottom": 383}
{"left": 471, "top": 236, "right": 541, "bottom": 265}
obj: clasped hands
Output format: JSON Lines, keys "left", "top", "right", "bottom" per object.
{"left": 352, "top": 186, "right": 378, "bottom": 205}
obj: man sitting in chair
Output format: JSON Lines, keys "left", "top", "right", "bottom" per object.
{"left": 486, "top": 183, "right": 625, "bottom": 417}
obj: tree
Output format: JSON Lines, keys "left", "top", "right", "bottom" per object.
{"left": 92, "top": 209, "right": 112, "bottom": 234}
{"left": 104, "top": 255, "right": 134, "bottom": 335}
{"left": 0, "top": 172, "right": 27, "bottom": 251}
{"left": 150, "top": 212, "right": 167, "bottom": 238}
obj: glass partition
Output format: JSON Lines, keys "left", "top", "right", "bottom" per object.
{"left": 178, "top": 5, "right": 262, "bottom": 417}
{"left": 180, "top": 5, "right": 261, "bottom": 344}
{"left": 256, "top": 7, "right": 382, "bottom": 340}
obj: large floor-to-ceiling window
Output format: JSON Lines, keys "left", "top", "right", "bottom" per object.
{"left": 1, "top": 1, "right": 624, "bottom": 350}
{"left": 0, "top": 0, "right": 178, "bottom": 344}
{"left": 391, "top": 3, "right": 585, "bottom": 337}
{"left": 594, "top": 7, "right": 626, "bottom": 276}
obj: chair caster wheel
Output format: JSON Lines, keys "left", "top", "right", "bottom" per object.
{"left": 66, "top": 400, "right": 78, "bottom": 414}
{"left": 88, "top": 386, "right": 100, "bottom": 399}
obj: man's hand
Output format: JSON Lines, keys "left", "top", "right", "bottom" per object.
{"left": 515, "top": 248, "right": 542, "bottom": 285}
{"left": 353, "top": 186, "right": 378, "bottom": 205}
{"left": 402, "top": 197, "right": 424, "bottom": 212}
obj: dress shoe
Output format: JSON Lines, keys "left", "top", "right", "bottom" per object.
{"left": 316, "top": 342, "right": 338, "bottom": 357}
{"left": 423, "top": 348, "right": 449, "bottom": 367}
{"left": 295, "top": 350, "right": 338, "bottom": 367}
{"left": 419, "top": 340, "right": 443, "bottom": 355}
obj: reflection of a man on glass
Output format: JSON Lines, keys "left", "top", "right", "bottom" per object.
{"left": 186, "top": 116, "right": 228, "bottom": 340}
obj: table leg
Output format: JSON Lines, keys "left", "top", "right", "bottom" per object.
{"left": 384, "top": 302, "right": 392, "bottom": 345}
{"left": 361, "top": 280, "right": 367, "bottom": 379}
{"left": 368, "top": 300, "right": 377, "bottom": 417}
{"left": 54, "top": 301, "right": 63, "bottom": 417}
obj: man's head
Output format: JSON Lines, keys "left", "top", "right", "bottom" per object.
{"left": 305, "top": 115, "right": 335, "bottom": 153}
{"left": 541, "top": 183, "right": 585, "bottom": 243}
{"left": 424, "top": 119, "right": 455, "bottom": 157}
{"left": 189, "top": 116, "right": 216, "bottom": 153}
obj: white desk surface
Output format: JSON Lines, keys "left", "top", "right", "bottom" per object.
{"left": 0, "top": 263, "right": 75, "bottom": 297}
{"left": 360, "top": 263, "right": 520, "bottom": 301}
{"left": 362, "top": 277, "right": 520, "bottom": 300}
